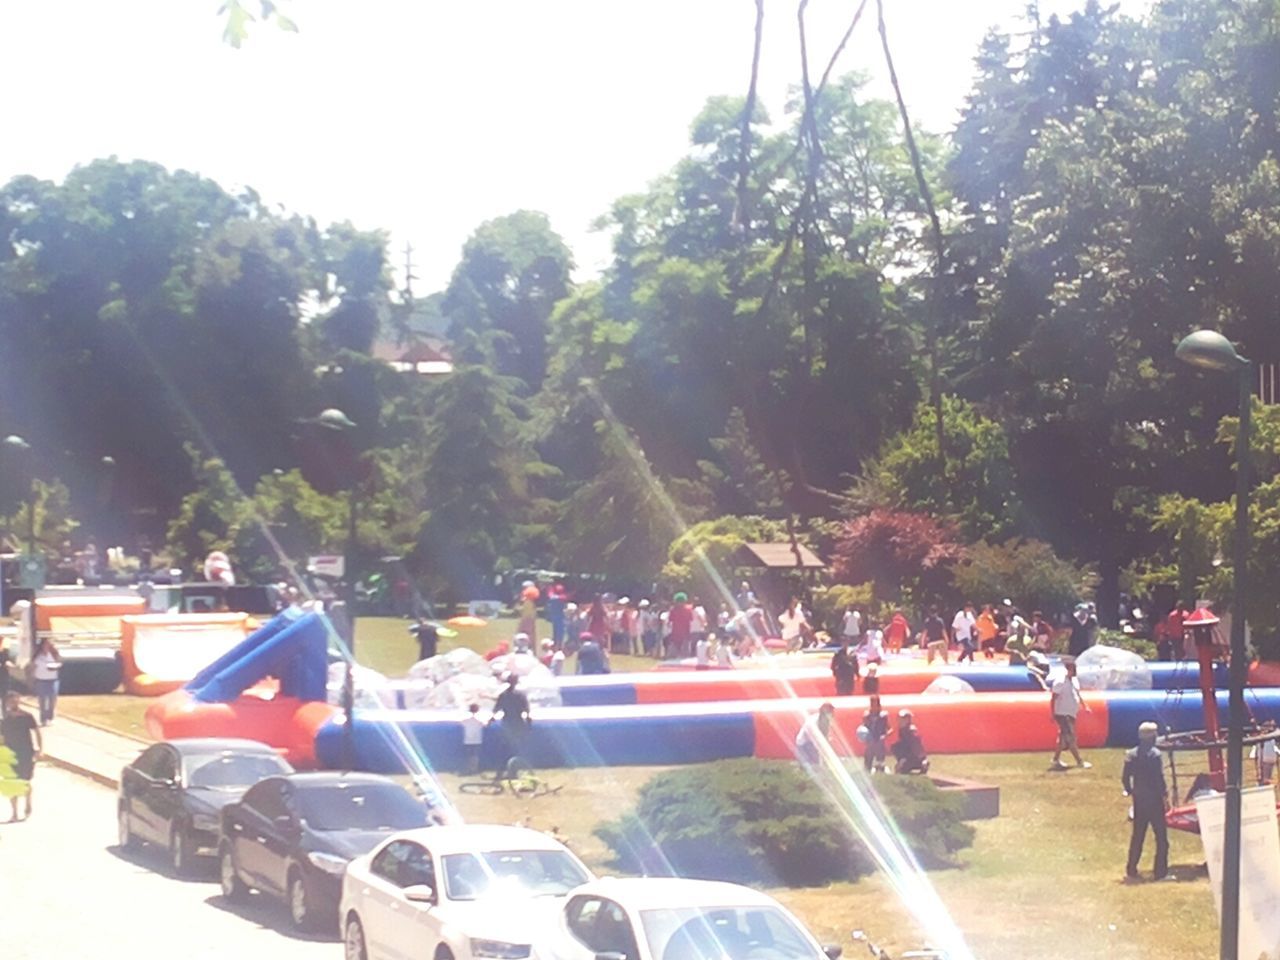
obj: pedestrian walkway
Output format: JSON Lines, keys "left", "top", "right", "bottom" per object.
{"left": 28, "top": 709, "right": 146, "bottom": 788}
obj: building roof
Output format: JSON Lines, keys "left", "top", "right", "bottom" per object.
{"left": 735, "top": 541, "right": 826, "bottom": 570}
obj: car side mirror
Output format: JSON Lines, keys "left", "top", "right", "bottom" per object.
{"left": 403, "top": 884, "right": 436, "bottom": 904}
{"left": 824, "top": 947, "right": 843, "bottom": 959}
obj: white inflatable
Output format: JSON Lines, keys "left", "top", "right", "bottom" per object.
{"left": 1075, "top": 644, "right": 1153, "bottom": 691}
{"left": 921, "top": 675, "right": 977, "bottom": 696}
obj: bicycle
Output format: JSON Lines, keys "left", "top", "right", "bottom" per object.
{"left": 459, "top": 757, "right": 563, "bottom": 799}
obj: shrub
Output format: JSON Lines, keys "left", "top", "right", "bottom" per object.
{"left": 1095, "top": 629, "right": 1157, "bottom": 661}
{"left": 594, "top": 759, "right": 974, "bottom": 887}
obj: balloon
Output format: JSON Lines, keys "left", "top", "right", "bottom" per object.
{"left": 856, "top": 724, "right": 870, "bottom": 744}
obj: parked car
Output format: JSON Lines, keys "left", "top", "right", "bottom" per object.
{"left": 540, "top": 877, "right": 843, "bottom": 960}
{"left": 340, "top": 823, "right": 594, "bottom": 960}
{"left": 218, "top": 772, "right": 430, "bottom": 932}
{"left": 117, "top": 738, "right": 293, "bottom": 876}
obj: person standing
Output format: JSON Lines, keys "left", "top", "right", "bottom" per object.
{"left": 694, "top": 633, "right": 712, "bottom": 670}
{"left": 492, "top": 675, "right": 532, "bottom": 776}
{"left": 587, "top": 596, "right": 610, "bottom": 646}
{"left": 576, "top": 634, "right": 610, "bottom": 675}
{"left": 840, "top": 606, "right": 863, "bottom": 646}
{"left": 409, "top": 617, "right": 439, "bottom": 662}
{"left": 668, "top": 593, "right": 693, "bottom": 659}
{"left": 1031, "top": 610, "right": 1054, "bottom": 652}
{"left": 778, "top": 598, "right": 810, "bottom": 653}
{"left": 922, "top": 608, "right": 949, "bottom": 665}
{"left": 1068, "top": 603, "right": 1098, "bottom": 658}
{"left": 517, "top": 582, "right": 539, "bottom": 639}
{"left": 2, "top": 691, "right": 41, "bottom": 820}
{"left": 1050, "top": 660, "right": 1092, "bottom": 770}
{"left": 545, "top": 583, "right": 568, "bottom": 648}
{"left": 860, "top": 696, "right": 890, "bottom": 773}
{"left": 32, "top": 637, "right": 62, "bottom": 726}
{"left": 831, "top": 639, "right": 859, "bottom": 696}
{"left": 1122, "top": 721, "right": 1169, "bottom": 881}
{"left": 952, "top": 603, "right": 977, "bottom": 661}
{"left": 461, "top": 703, "right": 485, "bottom": 775}
{"left": 884, "top": 610, "right": 910, "bottom": 654}
{"left": 796, "top": 702, "right": 836, "bottom": 765}
{"left": 1159, "top": 602, "right": 1187, "bottom": 661}
{"left": 975, "top": 605, "right": 999, "bottom": 660}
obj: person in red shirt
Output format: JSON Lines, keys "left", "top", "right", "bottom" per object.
{"left": 587, "top": 596, "right": 610, "bottom": 644}
{"left": 884, "top": 611, "right": 910, "bottom": 653}
{"left": 1162, "top": 602, "right": 1188, "bottom": 661}
{"left": 668, "top": 592, "right": 694, "bottom": 659}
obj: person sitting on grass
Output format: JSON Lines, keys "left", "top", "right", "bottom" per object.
{"left": 891, "top": 709, "right": 930, "bottom": 774}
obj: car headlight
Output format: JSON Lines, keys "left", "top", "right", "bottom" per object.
{"left": 191, "top": 813, "right": 220, "bottom": 832}
{"left": 469, "top": 940, "right": 531, "bottom": 959}
{"left": 306, "top": 851, "right": 351, "bottom": 875}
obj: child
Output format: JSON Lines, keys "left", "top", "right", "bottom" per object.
{"left": 860, "top": 696, "right": 890, "bottom": 773}
{"left": 461, "top": 703, "right": 485, "bottom": 775}
{"left": 1252, "top": 721, "right": 1278, "bottom": 783}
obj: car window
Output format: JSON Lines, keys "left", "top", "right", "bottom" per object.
{"left": 295, "top": 782, "right": 428, "bottom": 831}
{"left": 640, "top": 906, "right": 821, "bottom": 960}
{"left": 184, "top": 752, "right": 290, "bottom": 790}
{"left": 442, "top": 849, "right": 590, "bottom": 901}
{"left": 132, "top": 745, "right": 167, "bottom": 780}
{"left": 371, "top": 841, "right": 435, "bottom": 889}
{"left": 567, "top": 896, "right": 638, "bottom": 959}
{"left": 153, "top": 749, "right": 178, "bottom": 782}
{"left": 241, "top": 779, "right": 288, "bottom": 820}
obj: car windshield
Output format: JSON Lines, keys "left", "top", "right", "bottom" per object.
{"left": 296, "top": 783, "right": 429, "bottom": 832}
{"left": 441, "top": 850, "right": 590, "bottom": 901}
{"left": 184, "top": 752, "right": 290, "bottom": 790}
{"left": 639, "top": 906, "right": 822, "bottom": 960}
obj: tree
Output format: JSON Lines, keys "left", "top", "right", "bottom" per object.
{"left": 831, "top": 509, "right": 964, "bottom": 609}
{"left": 442, "top": 212, "right": 573, "bottom": 393}
{"left": 854, "top": 396, "right": 1020, "bottom": 541}
{"left": 661, "top": 515, "right": 791, "bottom": 601}
{"left": 952, "top": 538, "right": 1096, "bottom": 615}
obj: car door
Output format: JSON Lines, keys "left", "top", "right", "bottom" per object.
{"left": 121, "top": 745, "right": 162, "bottom": 843}
{"left": 132, "top": 744, "right": 175, "bottom": 844}
{"left": 232, "top": 779, "right": 285, "bottom": 889}
{"left": 359, "top": 840, "right": 428, "bottom": 960}
{"left": 145, "top": 746, "right": 182, "bottom": 843}
{"left": 564, "top": 896, "right": 641, "bottom": 960}
{"left": 393, "top": 842, "right": 440, "bottom": 960}
{"left": 254, "top": 780, "right": 298, "bottom": 897}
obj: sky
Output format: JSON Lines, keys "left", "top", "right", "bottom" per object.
{"left": 3, "top": 0, "right": 1142, "bottom": 292}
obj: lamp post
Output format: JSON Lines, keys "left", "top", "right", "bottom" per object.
{"left": 316, "top": 407, "right": 359, "bottom": 770}
{"left": 1175, "top": 329, "right": 1252, "bottom": 960}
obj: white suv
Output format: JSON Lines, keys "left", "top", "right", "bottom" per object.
{"left": 340, "top": 823, "right": 594, "bottom": 960}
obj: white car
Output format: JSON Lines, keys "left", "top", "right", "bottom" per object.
{"left": 540, "top": 877, "right": 843, "bottom": 960}
{"left": 340, "top": 823, "right": 595, "bottom": 960}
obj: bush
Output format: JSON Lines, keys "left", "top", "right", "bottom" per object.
{"left": 594, "top": 759, "right": 974, "bottom": 887}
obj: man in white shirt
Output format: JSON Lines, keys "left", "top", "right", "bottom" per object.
{"left": 695, "top": 634, "right": 712, "bottom": 669}
{"left": 1050, "top": 660, "right": 1092, "bottom": 770}
{"left": 840, "top": 607, "right": 862, "bottom": 643}
{"left": 951, "top": 604, "right": 976, "bottom": 658}
{"left": 778, "top": 598, "right": 810, "bottom": 652}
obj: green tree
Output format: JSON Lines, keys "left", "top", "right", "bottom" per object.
{"left": 952, "top": 538, "right": 1097, "bottom": 615}
{"left": 661, "top": 516, "right": 791, "bottom": 601}
{"left": 854, "top": 396, "right": 1020, "bottom": 541}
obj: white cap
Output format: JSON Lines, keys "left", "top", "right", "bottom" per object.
{"left": 619, "top": 597, "right": 630, "bottom": 605}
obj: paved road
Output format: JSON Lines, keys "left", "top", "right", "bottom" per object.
{"left": 1, "top": 765, "right": 338, "bottom": 960}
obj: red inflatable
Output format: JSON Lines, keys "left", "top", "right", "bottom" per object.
{"left": 145, "top": 690, "right": 337, "bottom": 768}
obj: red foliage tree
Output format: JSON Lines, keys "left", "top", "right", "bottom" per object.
{"left": 832, "top": 509, "right": 965, "bottom": 607}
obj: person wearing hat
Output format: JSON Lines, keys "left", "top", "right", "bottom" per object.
{"left": 492, "top": 674, "right": 532, "bottom": 779}
{"left": 830, "top": 637, "right": 859, "bottom": 696}
{"left": 1122, "top": 721, "right": 1169, "bottom": 881}
{"left": 892, "top": 709, "right": 929, "bottom": 774}
{"left": 1069, "top": 602, "right": 1098, "bottom": 658}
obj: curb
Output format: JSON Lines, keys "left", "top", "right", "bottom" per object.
{"left": 40, "top": 754, "right": 119, "bottom": 790}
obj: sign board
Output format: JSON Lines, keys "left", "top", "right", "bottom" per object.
{"left": 16, "top": 553, "right": 44, "bottom": 589}
{"left": 308, "top": 555, "right": 345, "bottom": 579}
{"left": 1196, "top": 785, "right": 1280, "bottom": 960}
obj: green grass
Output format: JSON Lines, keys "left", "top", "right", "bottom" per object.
{"left": 53, "top": 617, "right": 1223, "bottom": 958}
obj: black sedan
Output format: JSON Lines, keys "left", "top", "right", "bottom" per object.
{"left": 218, "top": 772, "right": 431, "bottom": 932}
{"left": 117, "top": 738, "right": 293, "bottom": 876}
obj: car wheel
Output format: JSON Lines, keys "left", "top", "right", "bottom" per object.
{"left": 344, "top": 915, "right": 368, "bottom": 960}
{"left": 117, "top": 804, "right": 135, "bottom": 851}
{"left": 288, "top": 869, "right": 315, "bottom": 931}
{"left": 170, "top": 823, "right": 193, "bottom": 877}
{"left": 219, "top": 844, "right": 247, "bottom": 902}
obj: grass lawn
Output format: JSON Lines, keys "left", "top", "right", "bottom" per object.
{"left": 53, "top": 617, "right": 1223, "bottom": 958}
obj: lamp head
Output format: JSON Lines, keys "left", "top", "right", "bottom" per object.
{"left": 2, "top": 435, "right": 30, "bottom": 452}
{"left": 1175, "top": 330, "right": 1248, "bottom": 372}
{"left": 317, "top": 408, "right": 357, "bottom": 431}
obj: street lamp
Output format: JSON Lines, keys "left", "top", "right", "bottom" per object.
{"left": 1175, "top": 329, "right": 1251, "bottom": 960}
